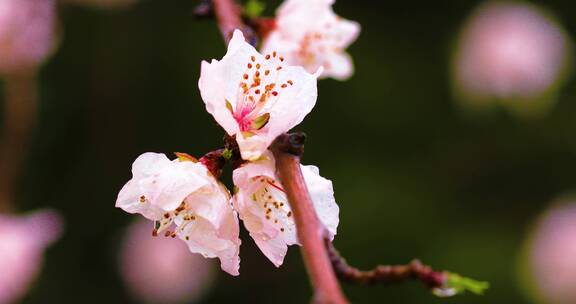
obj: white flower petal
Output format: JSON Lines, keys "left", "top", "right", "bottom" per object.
{"left": 324, "top": 53, "right": 354, "bottom": 81}
{"left": 177, "top": 216, "right": 241, "bottom": 276}
{"left": 252, "top": 233, "right": 288, "bottom": 267}
{"left": 199, "top": 59, "right": 241, "bottom": 136}
{"left": 116, "top": 153, "right": 211, "bottom": 218}
{"left": 333, "top": 18, "right": 361, "bottom": 49}
{"left": 301, "top": 165, "right": 339, "bottom": 239}
{"left": 199, "top": 30, "right": 259, "bottom": 136}
{"left": 275, "top": 0, "right": 334, "bottom": 37}
{"left": 176, "top": 179, "right": 241, "bottom": 275}
{"left": 141, "top": 161, "right": 210, "bottom": 211}
{"left": 267, "top": 66, "right": 318, "bottom": 140}
{"left": 117, "top": 179, "right": 166, "bottom": 220}
{"left": 235, "top": 134, "right": 269, "bottom": 162}
{"left": 131, "top": 152, "right": 172, "bottom": 178}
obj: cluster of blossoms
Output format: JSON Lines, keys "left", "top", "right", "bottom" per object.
{"left": 116, "top": 25, "right": 356, "bottom": 274}
{"left": 116, "top": 0, "right": 359, "bottom": 275}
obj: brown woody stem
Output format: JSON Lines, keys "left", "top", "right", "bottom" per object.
{"left": 211, "top": 0, "right": 256, "bottom": 45}
{"left": 199, "top": 149, "right": 227, "bottom": 178}
{"left": 0, "top": 69, "right": 38, "bottom": 213}
{"left": 193, "top": 0, "right": 213, "bottom": 19}
{"left": 325, "top": 238, "right": 447, "bottom": 289}
{"left": 272, "top": 133, "right": 349, "bottom": 304}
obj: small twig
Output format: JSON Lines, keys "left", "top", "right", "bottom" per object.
{"left": 272, "top": 133, "right": 349, "bottom": 304}
{"left": 325, "top": 238, "right": 446, "bottom": 289}
{"left": 211, "top": 0, "right": 257, "bottom": 46}
{"left": 246, "top": 17, "right": 276, "bottom": 39}
{"left": 0, "top": 69, "right": 39, "bottom": 213}
{"left": 193, "top": 0, "right": 214, "bottom": 19}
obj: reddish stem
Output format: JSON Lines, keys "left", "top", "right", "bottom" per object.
{"left": 211, "top": 0, "right": 255, "bottom": 44}
{"left": 326, "top": 238, "right": 447, "bottom": 288}
{"left": 199, "top": 149, "right": 226, "bottom": 178}
{"left": 0, "top": 69, "right": 38, "bottom": 213}
{"left": 272, "top": 134, "right": 349, "bottom": 304}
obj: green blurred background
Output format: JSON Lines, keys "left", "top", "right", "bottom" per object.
{"left": 5, "top": 0, "right": 576, "bottom": 302}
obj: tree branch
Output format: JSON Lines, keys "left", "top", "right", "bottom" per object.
{"left": 325, "top": 237, "right": 489, "bottom": 297}
{"left": 211, "top": 0, "right": 257, "bottom": 45}
{"left": 272, "top": 133, "right": 349, "bottom": 304}
{"left": 326, "top": 238, "right": 446, "bottom": 288}
{"left": 0, "top": 69, "right": 38, "bottom": 213}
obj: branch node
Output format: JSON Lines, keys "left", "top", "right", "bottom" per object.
{"left": 193, "top": 0, "right": 214, "bottom": 19}
{"left": 199, "top": 149, "right": 226, "bottom": 178}
{"left": 272, "top": 132, "right": 306, "bottom": 156}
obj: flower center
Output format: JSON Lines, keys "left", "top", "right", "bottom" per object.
{"left": 296, "top": 22, "right": 344, "bottom": 71}
{"left": 151, "top": 201, "right": 197, "bottom": 239}
{"left": 228, "top": 52, "right": 295, "bottom": 135}
{"left": 251, "top": 176, "right": 294, "bottom": 233}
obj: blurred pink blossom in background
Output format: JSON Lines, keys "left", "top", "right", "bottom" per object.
{"left": 0, "top": 0, "right": 57, "bottom": 74}
{"left": 119, "top": 219, "right": 216, "bottom": 304}
{"left": 453, "top": 2, "right": 571, "bottom": 117}
{"left": 0, "top": 210, "right": 63, "bottom": 303}
{"left": 525, "top": 201, "right": 576, "bottom": 304}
